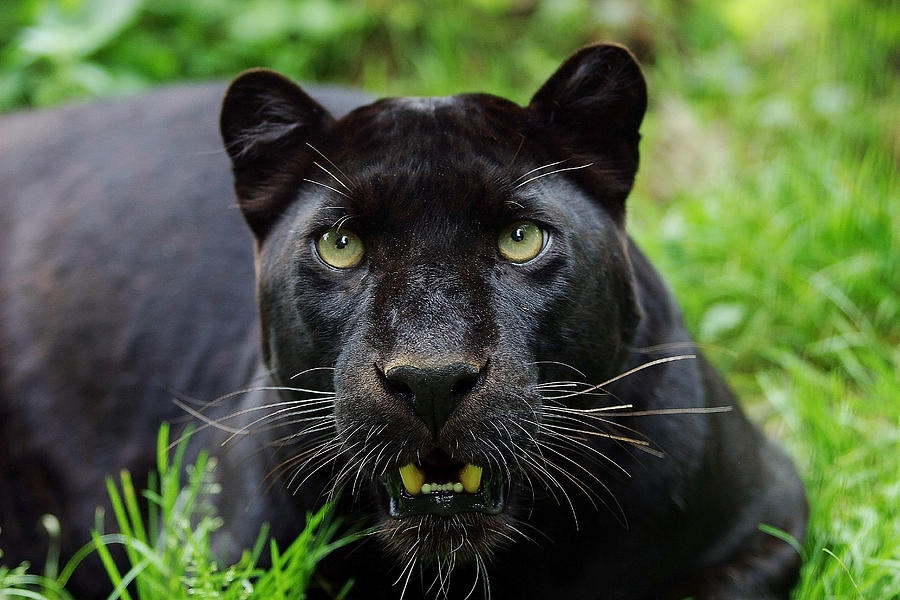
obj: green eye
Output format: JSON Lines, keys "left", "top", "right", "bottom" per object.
{"left": 498, "top": 220, "right": 545, "bottom": 263}
{"left": 316, "top": 228, "right": 364, "bottom": 269}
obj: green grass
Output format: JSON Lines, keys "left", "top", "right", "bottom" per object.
{"left": 0, "top": 425, "right": 357, "bottom": 600}
{"left": 1, "top": 0, "right": 898, "bottom": 598}
{"left": 630, "top": 4, "right": 899, "bottom": 597}
{"left": 629, "top": 3, "right": 900, "bottom": 598}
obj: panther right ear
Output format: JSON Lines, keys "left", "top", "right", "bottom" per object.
{"left": 220, "top": 69, "right": 335, "bottom": 239}
{"left": 529, "top": 44, "right": 646, "bottom": 137}
{"left": 528, "top": 44, "right": 647, "bottom": 218}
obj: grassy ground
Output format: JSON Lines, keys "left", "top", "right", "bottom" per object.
{"left": 631, "top": 4, "right": 899, "bottom": 598}
{"left": 1, "top": 0, "right": 897, "bottom": 598}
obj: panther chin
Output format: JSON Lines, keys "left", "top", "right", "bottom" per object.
{"left": 377, "top": 449, "right": 514, "bottom": 561}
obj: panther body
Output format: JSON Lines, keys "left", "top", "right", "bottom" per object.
{"left": 0, "top": 45, "right": 806, "bottom": 599}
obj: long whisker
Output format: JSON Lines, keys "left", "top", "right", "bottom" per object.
{"left": 221, "top": 407, "right": 334, "bottom": 446}
{"left": 538, "top": 425, "right": 633, "bottom": 476}
{"left": 548, "top": 355, "right": 696, "bottom": 404}
{"left": 261, "top": 433, "right": 338, "bottom": 486}
{"left": 302, "top": 178, "right": 351, "bottom": 199}
{"left": 288, "top": 440, "right": 361, "bottom": 494}
{"left": 603, "top": 406, "right": 733, "bottom": 417}
{"left": 541, "top": 399, "right": 633, "bottom": 412}
{"left": 528, "top": 361, "right": 587, "bottom": 378}
{"left": 632, "top": 340, "right": 736, "bottom": 358}
{"left": 266, "top": 419, "right": 337, "bottom": 446}
{"left": 188, "top": 396, "right": 334, "bottom": 445}
{"left": 513, "top": 162, "right": 594, "bottom": 189}
{"left": 535, "top": 441, "right": 627, "bottom": 527}
{"left": 396, "top": 543, "right": 420, "bottom": 599}
{"left": 289, "top": 365, "right": 336, "bottom": 380}
{"left": 511, "top": 159, "right": 567, "bottom": 184}
{"left": 259, "top": 437, "right": 340, "bottom": 495}
{"left": 306, "top": 142, "right": 354, "bottom": 191}
{"left": 172, "top": 397, "right": 243, "bottom": 435}
{"left": 539, "top": 408, "right": 664, "bottom": 456}
{"left": 269, "top": 422, "right": 365, "bottom": 490}
{"left": 190, "top": 384, "right": 334, "bottom": 411}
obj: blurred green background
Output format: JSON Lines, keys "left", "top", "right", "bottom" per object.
{"left": 1, "top": 0, "right": 897, "bottom": 598}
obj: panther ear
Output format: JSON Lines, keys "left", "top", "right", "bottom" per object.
{"left": 220, "top": 69, "right": 334, "bottom": 239}
{"left": 530, "top": 43, "right": 646, "bottom": 139}
{"left": 528, "top": 44, "right": 647, "bottom": 217}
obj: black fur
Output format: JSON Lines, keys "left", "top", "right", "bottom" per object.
{"left": 1, "top": 45, "right": 806, "bottom": 599}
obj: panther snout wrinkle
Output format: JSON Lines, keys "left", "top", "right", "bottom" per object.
{"left": 385, "top": 362, "right": 481, "bottom": 435}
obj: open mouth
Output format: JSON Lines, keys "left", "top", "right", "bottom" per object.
{"left": 382, "top": 449, "right": 506, "bottom": 518}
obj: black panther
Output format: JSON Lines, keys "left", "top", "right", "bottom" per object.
{"left": 0, "top": 44, "right": 806, "bottom": 598}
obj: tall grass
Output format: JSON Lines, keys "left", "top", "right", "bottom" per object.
{"left": 0, "top": 425, "right": 357, "bottom": 600}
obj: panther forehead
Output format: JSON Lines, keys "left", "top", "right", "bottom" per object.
{"left": 335, "top": 92, "right": 525, "bottom": 159}
{"left": 314, "top": 96, "right": 534, "bottom": 231}
{"left": 389, "top": 95, "right": 458, "bottom": 114}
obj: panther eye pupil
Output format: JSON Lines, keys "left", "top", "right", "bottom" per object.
{"left": 336, "top": 235, "right": 349, "bottom": 250}
{"left": 511, "top": 228, "right": 525, "bottom": 242}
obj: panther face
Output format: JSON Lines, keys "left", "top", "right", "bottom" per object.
{"left": 221, "top": 44, "right": 646, "bottom": 572}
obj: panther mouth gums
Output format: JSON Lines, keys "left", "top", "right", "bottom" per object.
{"left": 383, "top": 449, "right": 507, "bottom": 518}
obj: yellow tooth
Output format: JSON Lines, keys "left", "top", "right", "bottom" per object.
{"left": 399, "top": 463, "right": 425, "bottom": 496}
{"left": 458, "top": 463, "right": 483, "bottom": 493}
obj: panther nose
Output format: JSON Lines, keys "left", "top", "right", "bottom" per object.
{"left": 385, "top": 362, "right": 481, "bottom": 436}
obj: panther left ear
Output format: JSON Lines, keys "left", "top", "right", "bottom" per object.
{"left": 528, "top": 44, "right": 647, "bottom": 215}
{"left": 220, "top": 69, "right": 335, "bottom": 239}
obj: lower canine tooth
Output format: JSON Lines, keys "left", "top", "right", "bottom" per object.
{"left": 399, "top": 463, "right": 425, "bottom": 495}
{"left": 458, "top": 463, "right": 483, "bottom": 493}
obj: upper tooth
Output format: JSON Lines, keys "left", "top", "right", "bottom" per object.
{"left": 399, "top": 463, "right": 425, "bottom": 495}
{"left": 399, "top": 462, "right": 483, "bottom": 496}
{"left": 458, "top": 463, "right": 483, "bottom": 493}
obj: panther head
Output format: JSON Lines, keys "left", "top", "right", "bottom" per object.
{"left": 220, "top": 44, "right": 647, "bottom": 574}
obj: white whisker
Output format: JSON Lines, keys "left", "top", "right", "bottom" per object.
{"left": 306, "top": 142, "right": 354, "bottom": 191}
{"left": 511, "top": 159, "right": 566, "bottom": 184}
{"left": 548, "top": 355, "right": 696, "bottom": 404}
{"left": 513, "top": 162, "right": 594, "bottom": 189}
{"left": 302, "top": 178, "right": 351, "bottom": 199}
